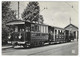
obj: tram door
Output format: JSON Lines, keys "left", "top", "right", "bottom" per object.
{"left": 25, "top": 22, "right": 31, "bottom": 41}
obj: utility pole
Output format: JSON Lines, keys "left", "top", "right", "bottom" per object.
{"left": 18, "top": 1, "right": 19, "bottom": 19}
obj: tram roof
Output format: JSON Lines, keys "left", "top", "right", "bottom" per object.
{"left": 6, "top": 20, "right": 65, "bottom": 29}
{"left": 6, "top": 20, "right": 48, "bottom": 26}
{"left": 47, "top": 24, "right": 64, "bottom": 29}
{"left": 6, "top": 20, "right": 25, "bottom": 25}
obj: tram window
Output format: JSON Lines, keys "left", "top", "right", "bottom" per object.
{"left": 47, "top": 27, "right": 48, "bottom": 33}
{"left": 61, "top": 30, "right": 63, "bottom": 33}
{"left": 51, "top": 31, "right": 52, "bottom": 33}
{"left": 10, "top": 28, "right": 14, "bottom": 33}
{"left": 55, "top": 30, "right": 57, "bottom": 34}
{"left": 62, "top": 30, "right": 64, "bottom": 33}
{"left": 39, "top": 25, "right": 41, "bottom": 32}
{"left": 52, "top": 29, "right": 54, "bottom": 34}
{"left": 31, "top": 24, "right": 35, "bottom": 32}
{"left": 42, "top": 26, "right": 44, "bottom": 33}
{"left": 40, "top": 25, "right": 48, "bottom": 33}
{"left": 44, "top": 26, "right": 47, "bottom": 33}
{"left": 26, "top": 27, "right": 30, "bottom": 32}
{"left": 58, "top": 30, "right": 60, "bottom": 34}
{"left": 37, "top": 26, "right": 39, "bottom": 32}
{"left": 31, "top": 24, "right": 40, "bottom": 32}
{"left": 60, "top": 30, "right": 61, "bottom": 33}
{"left": 57, "top": 30, "right": 58, "bottom": 34}
{"left": 44, "top": 26, "right": 46, "bottom": 33}
{"left": 45, "top": 26, "right": 46, "bottom": 33}
{"left": 59, "top": 30, "right": 61, "bottom": 34}
{"left": 43, "top": 26, "right": 45, "bottom": 33}
{"left": 19, "top": 28, "right": 25, "bottom": 32}
{"left": 46, "top": 26, "right": 48, "bottom": 33}
{"left": 22, "top": 29, "right": 24, "bottom": 31}
{"left": 20, "top": 29, "right": 21, "bottom": 32}
{"left": 35, "top": 25, "right": 39, "bottom": 32}
{"left": 15, "top": 26, "right": 18, "bottom": 32}
{"left": 43, "top": 26, "right": 44, "bottom": 33}
{"left": 41, "top": 25, "right": 43, "bottom": 33}
{"left": 35, "top": 25, "right": 37, "bottom": 31}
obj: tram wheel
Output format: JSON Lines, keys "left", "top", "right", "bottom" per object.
{"left": 49, "top": 42, "right": 52, "bottom": 45}
{"left": 12, "top": 43, "right": 15, "bottom": 48}
{"left": 23, "top": 45, "right": 27, "bottom": 48}
{"left": 41, "top": 42, "right": 44, "bottom": 46}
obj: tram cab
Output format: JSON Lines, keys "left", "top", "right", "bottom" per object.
{"left": 6, "top": 20, "right": 30, "bottom": 46}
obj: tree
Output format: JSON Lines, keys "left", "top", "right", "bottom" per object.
{"left": 2, "top": 1, "right": 16, "bottom": 45}
{"left": 39, "top": 15, "right": 44, "bottom": 24}
{"left": 22, "top": 1, "right": 43, "bottom": 23}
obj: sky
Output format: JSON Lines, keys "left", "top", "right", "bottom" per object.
{"left": 10, "top": 1, "right": 78, "bottom": 28}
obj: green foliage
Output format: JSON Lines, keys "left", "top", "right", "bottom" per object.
{"left": 2, "top": 1, "right": 16, "bottom": 45}
{"left": 22, "top": 1, "right": 43, "bottom": 23}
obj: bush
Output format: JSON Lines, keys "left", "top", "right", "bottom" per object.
{"left": 2, "top": 28, "right": 8, "bottom": 45}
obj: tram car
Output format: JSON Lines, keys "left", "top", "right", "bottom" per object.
{"left": 48, "top": 26, "right": 65, "bottom": 44}
{"left": 6, "top": 20, "right": 72, "bottom": 48}
{"left": 6, "top": 20, "right": 49, "bottom": 48}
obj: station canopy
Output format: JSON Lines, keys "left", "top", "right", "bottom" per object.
{"left": 64, "top": 24, "right": 78, "bottom": 31}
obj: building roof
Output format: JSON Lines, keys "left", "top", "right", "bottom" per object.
{"left": 64, "top": 24, "right": 78, "bottom": 29}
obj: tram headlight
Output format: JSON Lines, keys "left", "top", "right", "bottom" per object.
{"left": 8, "top": 36, "right": 11, "bottom": 39}
{"left": 18, "top": 35, "right": 22, "bottom": 39}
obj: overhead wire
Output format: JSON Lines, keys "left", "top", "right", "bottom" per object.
{"left": 65, "top": 2, "right": 78, "bottom": 13}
